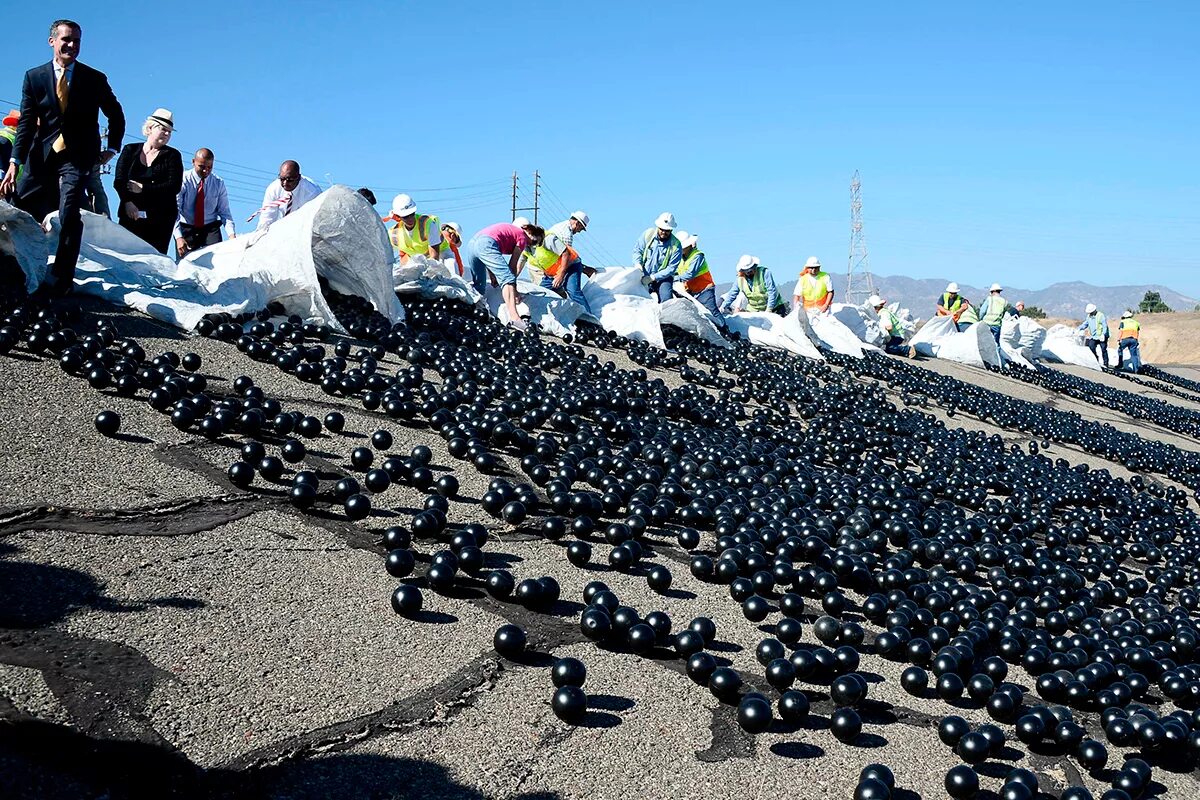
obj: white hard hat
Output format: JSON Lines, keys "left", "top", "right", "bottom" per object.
{"left": 512, "top": 216, "right": 532, "bottom": 228}
{"left": 570, "top": 210, "right": 589, "bottom": 229}
{"left": 441, "top": 221, "right": 462, "bottom": 237}
{"left": 676, "top": 230, "right": 699, "bottom": 250}
{"left": 1085, "top": 303, "right": 1097, "bottom": 314}
{"left": 867, "top": 294, "right": 885, "bottom": 307}
{"left": 946, "top": 282, "right": 960, "bottom": 293}
{"left": 1122, "top": 310, "right": 1133, "bottom": 318}
{"left": 989, "top": 283, "right": 1003, "bottom": 292}
{"left": 803, "top": 256, "right": 821, "bottom": 269}
{"left": 655, "top": 212, "right": 677, "bottom": 231}
{"left": 391, "top": 193, "right": 417, "bottom": 217}
{"left": 736, "top": 254, "right": 760, "bottom": 273}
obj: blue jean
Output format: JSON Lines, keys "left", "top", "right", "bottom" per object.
{"left": 884, "top": 335, "right": 910, "bottom": 356}
{"left": 1118, "top": 339, "right": 1141, "bottom": 372}
{"left": 540, "top": 260, "right": 591, "bottom": 314}
{"left": 465, "top": 235, "right": 515, "bottom": 292}
{"left": 690, "top": 285, "right": 725, "bottom": 327}
{"left": 989, "top": 325, "right": 1001, "bottom": 344}
{"left": 647, "top": 276, "right": 674, "bottom": 303}
{"left": 1087, "top": 337, "right": 1110, "bottom": 368}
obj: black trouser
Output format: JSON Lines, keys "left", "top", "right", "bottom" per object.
{"left": 1086, "top": 337, "right": 1110, "bottom": 367}
{"left": 179, "top": 220, "right": 223, "bottom": 257}
{"left": 18, "top": 152, "right": 89, "bottom": 295}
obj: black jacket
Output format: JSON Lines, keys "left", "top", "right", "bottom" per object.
{"left": 12, "top": 60, "right": 125, "bottom": 169}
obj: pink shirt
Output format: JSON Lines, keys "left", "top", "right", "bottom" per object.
{"left": 478, "top": 223, "right": 529, "bottom": 254}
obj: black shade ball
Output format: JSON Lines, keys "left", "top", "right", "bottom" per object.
{"left": 551, "top": 685, "right": 587, "bottom": 723}
{"left": 390, "top": 584, "right": 423, "bottom": 616}
{"left": 737, "top": 694, "right": 773, "bottom": 734}
{"left": 493, "top": 624, "right": 527, "bottom": 657}
{"left": 94, "top": 410, "right": 121, "bottom": 436}
{"left": 551, "top": 657, "right": 587, "bottom": 688}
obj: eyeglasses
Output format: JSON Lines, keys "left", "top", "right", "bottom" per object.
{"left": 279, "top": 175, "right": 300, "bottom": 185}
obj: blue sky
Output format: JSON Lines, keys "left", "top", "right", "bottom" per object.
{"left": 3, "top": 2, "right": 1197, "bottom": 295}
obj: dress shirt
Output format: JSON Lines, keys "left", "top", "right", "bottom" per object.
{"left": 174, "top": 169, "right": 235, "bottom": 240}
{"left": 549, "top": 220, "right": 574, "bottom": 247}
{"left": 255, "top": 175, "right": 323, "bottom": 231}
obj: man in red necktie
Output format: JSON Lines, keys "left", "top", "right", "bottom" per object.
{"left": 174, "top": 147, "right": 235, "bottom": 259}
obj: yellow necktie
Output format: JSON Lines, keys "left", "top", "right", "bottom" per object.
{"left": 52, "top": 69, "right": 68, "bottom": 153}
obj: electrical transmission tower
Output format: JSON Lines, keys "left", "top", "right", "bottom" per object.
{"left": 845, "top": 170, "right": 876, "bottom": 304}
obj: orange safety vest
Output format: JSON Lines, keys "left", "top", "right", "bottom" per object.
{"left": 1118, "top": 318, "right": 1140, "bottom": 340}
{"left": 677, "top": 250, "right": 715, "bottom": 294}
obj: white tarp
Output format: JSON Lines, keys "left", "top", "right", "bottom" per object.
{"left": 660, "top": 292, "right": 732, "bottom": 349}
{"left": 485, "top": 278, "right": 585, "bottom": 339}
{"left": 0, "top": 201, "right": 51, "bottom": 293}
{"left": 999, "top": 316, "right": 1046, "bottom": 367}
{"left": 26, "top": 185, "right": 402, "bottom": 331}
{"left": 911, "top": 316, "right": 1002, "bottom": 368}
{"left": 1041, "top": 324, "right": 1103, "bottom": 371}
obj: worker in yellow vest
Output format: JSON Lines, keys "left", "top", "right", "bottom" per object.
{"left": 385, "top": 193, "right": 441, "bottom": 263}
{"left": 1117, "top": 310, "right": 1142, "bottom": 373}
{"left": 870, "top": 295, "right": 916, "bottom": 357}
{"left": 673, "top": 231, "right": 723, "bottom": 326}
{"left": 793, "top": 256, "right": 833, "bottom": 315}
{"left": 718, "top": 255, "right": 788, "bottom": 316}
{"left": 936, "top": 282, "right": 972, "bottom": 331}
{"left": 519, "top": 226, "right": 592, "bottom": 313}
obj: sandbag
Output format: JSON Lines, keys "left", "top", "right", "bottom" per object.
{"left": 0, "top": 200, "right": 51, "bottom": 293}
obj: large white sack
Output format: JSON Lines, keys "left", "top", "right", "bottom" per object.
{"left": 484, "top": 278, "right": 584, "bottom": 339}
{"left": 938, "top": 322, "right": 1002, "bottom": 368}
{"left": 394, "top": 255, "right": 482, "bottom": 305}
{"left": 809, "top": 312, "right": 870, "bottom": 358}
{"left": 911, "top": 316, "right": 1001, "bottom": 368}
{"left": 1041, "top": 324, "right": 1102, "bottom": 370}
{"left": 0, "top": 201, "right": 52, "bottom": 293}
{"left": 832, "top": 303, "right": 886, "bottom": 346}
{"left": 724, "top": 311, "right": 825, "bottom": 360}
{"left": 67, "top": 185, "right": 401, "bottom": 331}
{"left": 999, "top": 341, "right": 1036, "bottom": 370}
{"left": 582, "top": 267, "right": 664, "bottom": 346}
{"left": 660, "top": 294, "right": 731, "bottom": 349}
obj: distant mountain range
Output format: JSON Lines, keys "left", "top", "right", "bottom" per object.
{"left": 713, "top": 275, "right": 1198, "bottom": 320}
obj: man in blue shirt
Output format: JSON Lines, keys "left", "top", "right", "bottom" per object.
{"left": 632, "top": 211, "right": 682, "bottom": 303}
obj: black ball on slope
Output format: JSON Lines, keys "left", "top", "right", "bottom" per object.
{"left": 390, "top": 584, "right": 423, "bottom": 616}
{"left": 94, "top": 410, "right": 121, "bottom": 436}
{"left": 493, "top": 624, "right": 527, "bottom": 658}
{"left": 551, "top": 657, "right": 587, "bottom": 688}
{"left": 551, "top": 685, "right": 587, "bottom": 723}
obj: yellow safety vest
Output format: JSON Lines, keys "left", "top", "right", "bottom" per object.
{"left": 525, "top": 240, "right": 579, "bottom": 277}
{"left": 880, "top": 307, "right": 902, "bottom": 336}
{"left": 799, "top": 270, "right": 832, "bottom": 309}
{"left": 939, "top": 292, "right": 964, "bottom": 316}
{"left": 677, "top": 250, "right": 715, "bottom": 294}
{"left": 390, "top": 214, "right": 439, "bottom": 257}
{"left": 1119, "top": 318, "right": 1141, "bottom": 340}
{"left": 0, "top": 127, "right": 22, "bottom": 182}
{"left": 738, "top": 269, "right": 770, "bottom": 312}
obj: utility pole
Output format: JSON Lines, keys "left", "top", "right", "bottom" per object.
{"left": 511, "top": 170, "right": 540, "bottom": 223}
{"left": 511, "top": 171, "right": 518, "bottom": 222}
{"left": 846, "top": 170, "right": 876, "bottom": 304}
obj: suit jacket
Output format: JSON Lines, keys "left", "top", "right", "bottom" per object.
{"left": 12, "top": 61, "right": 125, "bottom": 170}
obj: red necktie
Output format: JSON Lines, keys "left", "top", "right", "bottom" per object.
{"left": 194, "top": 179, "right": 205, "bottom": 227}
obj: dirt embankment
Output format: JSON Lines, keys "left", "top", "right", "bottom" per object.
{"left": 1041, "top": 311, "right": 1199, "bottom": 365}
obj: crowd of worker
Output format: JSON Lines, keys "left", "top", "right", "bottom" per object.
{"left": 0, "top": 19, "right": 1146, "bottom": 370}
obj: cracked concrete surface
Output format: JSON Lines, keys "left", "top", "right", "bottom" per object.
{"left": 3, "top": 296, "right": 1200, "bottom": 799}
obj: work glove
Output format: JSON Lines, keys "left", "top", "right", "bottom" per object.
{"left": 640, "top": 275, "right": 652, "bottom": 287}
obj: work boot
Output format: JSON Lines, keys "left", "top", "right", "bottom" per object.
{"left": 907, "top": 345, "right": 917, "bottom": 359}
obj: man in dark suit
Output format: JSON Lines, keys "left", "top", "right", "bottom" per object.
{"left": 0, "top": 19, "right": 125, "bottom": 298}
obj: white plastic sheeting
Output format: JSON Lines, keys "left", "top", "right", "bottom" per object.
{"left": 581, "top": 267, "right": 664, "bottom": 347}
{"left": 0, "top": 201, "right": 51, "bottom": 293}
{"left": 724, "top": 311, "right": 825, "bottom": 361}
{"left": 910, "top": 316, "right": 1002, "bottom": 369}
{"left": 29, "top": 185, "right": 404, "bottom": 331}
{"left": 1041, "top": 324, "right": 1103, "bottom": 371}
{"left": 832, "top": 304, "right": 885, "bottom": 346}
{"left": 808, "top": 312, "right": 873, "bottom": 357}
{"left": 393, "top": 255, "right": 482, "bottom": 306}
{"left": 999, "top": 316, "right": 1047, "bottom": 366}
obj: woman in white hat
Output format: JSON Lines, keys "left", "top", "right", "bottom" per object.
{"left": 114, "top": 108, "right": 183, "bottom": 253}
